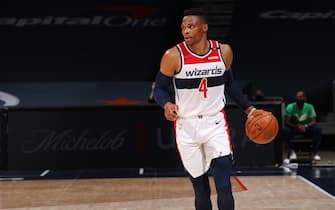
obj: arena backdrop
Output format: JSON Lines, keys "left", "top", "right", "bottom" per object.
{"left": 0, "top": 0, "right": 189, "bottom": 82}
{"left": 233, "top": 0, "right": 335, "bottom": 79}
{"left": 2, "top": 0, "right": 334, "bottom": 82}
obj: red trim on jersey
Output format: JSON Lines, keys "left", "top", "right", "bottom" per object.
{"left": 177, "top": 40, "right": 221, "bottom": 64}
{"left": 174, "top": 119, "right": 184, "bottom": 164}
{"left": 211, "top": 40, "right": 218, "bottom": 48}
{"left": 221, "top": 109, "right": 232, "bottom": 152}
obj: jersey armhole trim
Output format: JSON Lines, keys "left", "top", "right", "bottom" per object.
{"left": 217, "top": 41, "right": 228, "bottom": 70}
{"left": 175, "top": 45, "right": 183, "bottom": 75}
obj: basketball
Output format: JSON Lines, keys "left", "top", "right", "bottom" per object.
{"left": 245, "top": 110, "right": 279, "bottom": 144}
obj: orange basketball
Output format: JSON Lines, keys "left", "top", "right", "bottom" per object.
{"left": 245, "top": 111, "right": 279, "bottom": 144}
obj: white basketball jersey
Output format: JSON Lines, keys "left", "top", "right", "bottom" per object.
{"left": 174, "top": 40, "right": 227, "bottom": 118}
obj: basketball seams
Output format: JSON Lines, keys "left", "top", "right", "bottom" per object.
{"left": 247, "top": 114, "right": 272, "bottom": 140}
{"left": 254, "top": 116, "right": 274, "bottom": 143}
{"left": 246, "top": 113, "right": 278, "bottom": 144}
{"left": 246, "top": 113, "right": 272, "bottom": 136}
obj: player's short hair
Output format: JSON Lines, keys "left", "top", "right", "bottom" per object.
{"left": 183, "top": 8, "right": 207, "bottom": 23}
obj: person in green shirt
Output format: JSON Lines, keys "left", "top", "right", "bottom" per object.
{"left": 282, "top": 90, "right": 322, "bottom": 161}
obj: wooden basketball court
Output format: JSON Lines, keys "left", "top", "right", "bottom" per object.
{"left": 0, "top": 175, "right": 334, "bottom": 210}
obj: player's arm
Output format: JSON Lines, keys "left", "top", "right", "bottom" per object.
{"left": 220, "top": 43, "right": 233, "bottom": 70}
{"left": 307, "top": 117, "right": 317, "bottom": 127}
{"left": 306, "top": 105, "right": 317, "bottom": 127}
{"left": 154, "top": 47, "right": 180, "bottom": 121}
{"left": 220, "top": 43, "right": 257, "bottom": 117}
{"left": 285, "top": 116, "right": 296, "bottom": 128}
{"left": 284, "top": 104, "right": 298, "bottom": 127}
{"left": 286, "top": 115, "right": 306, "bottom": 132}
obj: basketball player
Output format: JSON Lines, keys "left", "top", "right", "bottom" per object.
{"left": 154, "top": 8, "right": 261, "bottom": 210}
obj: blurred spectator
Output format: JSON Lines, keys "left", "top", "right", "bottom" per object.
{"left": 253, "top": 89, "right": 265, "bottom": 101}
{"left": 252, "top": 89, "right": 283, "bottom": 102}
{"left": 281, "top": 90, "right": 322, "bottom": 161}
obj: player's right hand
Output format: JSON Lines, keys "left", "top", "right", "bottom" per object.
{"left": 164, "top": 102, "right": 178, "bottom": 121}
{"left": 247, "top": 108, "right": 266, "bottom": 120}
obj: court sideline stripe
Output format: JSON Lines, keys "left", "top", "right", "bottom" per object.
{"left": 0, "top": 177, "right": 24, "bottom": 181}
{"left": 233, "top": 176, "right": 248, "bottom": 191}
{"left": 298, "top": 175, "right": 335, "bottom": 200}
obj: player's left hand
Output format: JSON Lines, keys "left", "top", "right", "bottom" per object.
{"left": 164, "top": 102, "right": 178, "bottom": 121}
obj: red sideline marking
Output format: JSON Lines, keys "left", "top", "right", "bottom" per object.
{"left": 233, "top": 176, "right": 248, "bottom": 191}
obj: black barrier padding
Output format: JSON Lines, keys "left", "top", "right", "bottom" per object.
{"left": 0, "top": 108, "right": 8, "bottom": 169}
{"left": 7, "top": 103, "right": 282, "bottom": 170}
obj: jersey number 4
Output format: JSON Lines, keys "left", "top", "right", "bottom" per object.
{"left": 198, "top": 78, "right": 208, "bottom": 98}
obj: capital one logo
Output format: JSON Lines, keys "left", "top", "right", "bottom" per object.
{"left": 0, "top": 6, "right": 167, "bottom": 27}
{"left": 259, "top": 10, "right": 335, "bottom": 21}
